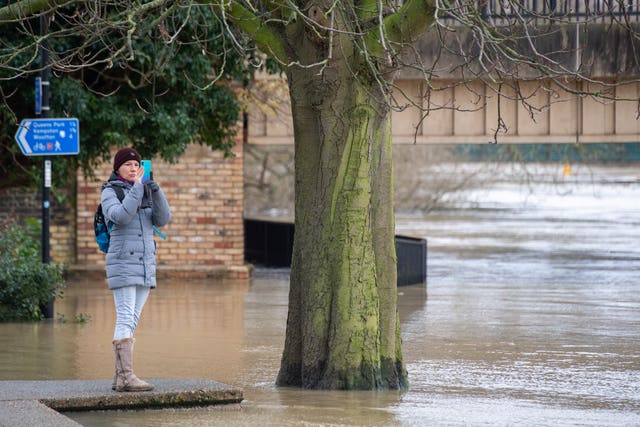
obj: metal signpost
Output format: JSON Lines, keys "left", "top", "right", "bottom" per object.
{"left": 14, "top": 116, "right": 79, "bottom": 317}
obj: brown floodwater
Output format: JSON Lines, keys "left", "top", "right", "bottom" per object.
{"left": 0, "top": 164, "right": 639, "bottom": 426}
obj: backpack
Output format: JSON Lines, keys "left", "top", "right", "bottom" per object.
{"left": 94, "top": 184, "right": 125, "bottom": 253}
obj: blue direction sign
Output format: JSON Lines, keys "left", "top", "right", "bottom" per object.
{"left": 15, "top": 118, "right": 79, "bottom": 156}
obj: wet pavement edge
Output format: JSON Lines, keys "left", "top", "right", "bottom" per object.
{"left": 0, "top": 379, "right": 243, "bottom": 426}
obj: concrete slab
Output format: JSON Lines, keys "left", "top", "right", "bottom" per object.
{"left": 0, "top": 378, "right": 243, "bottom": 425}
{"left": 0, "top": 400, "right": 81, "bottom": 427}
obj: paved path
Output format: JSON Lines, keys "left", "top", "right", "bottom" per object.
{"left": 0, "top": 378, "right": 243, "bottom": 426}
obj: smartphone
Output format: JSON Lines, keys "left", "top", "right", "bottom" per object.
{"left": 141, "top": 159, "right": 152, "bottom": 183}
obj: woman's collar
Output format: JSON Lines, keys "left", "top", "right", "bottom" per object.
{"left": 117, "top": 175, "right": 135, "bottom": 186}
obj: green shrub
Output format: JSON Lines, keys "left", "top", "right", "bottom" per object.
{"left": 0, "top": 218, "right": 65, "bottom": 321}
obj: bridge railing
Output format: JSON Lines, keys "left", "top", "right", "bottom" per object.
{"left": 436, "top": 0, "right": 640, "bottom": 25}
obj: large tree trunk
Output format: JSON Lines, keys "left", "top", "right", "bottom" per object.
{"left": 276, "top": 56, "right": 408, "bottom": 389}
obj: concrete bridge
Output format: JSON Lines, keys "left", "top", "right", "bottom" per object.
{"left": 245, "top": 16, "right": 640, "bottom": 147}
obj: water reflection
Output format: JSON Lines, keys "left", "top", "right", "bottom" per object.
{"left": 0, "top": 164, "right": 639, "bottom": 426}
{"left": 0, "top": 278, "right": 251, "bottom": 384}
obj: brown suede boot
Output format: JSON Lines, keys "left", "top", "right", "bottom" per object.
{"left": 112, "top": 338, "right": 154, "bottom": 392}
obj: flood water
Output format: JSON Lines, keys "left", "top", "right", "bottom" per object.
{"left": 1, "top": 164, "right": 639, "bottom": 426}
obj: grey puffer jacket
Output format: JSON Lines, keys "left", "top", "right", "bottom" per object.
{"left": 101, "top": 172, "right": 171, "bottom": 290}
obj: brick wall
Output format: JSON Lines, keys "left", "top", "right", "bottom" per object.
{"left": 75, "top": 140, "right": 248, "bottom": 279}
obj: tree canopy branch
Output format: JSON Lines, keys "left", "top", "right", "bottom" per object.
{"left": 202, "top": 0, "right": 289, "bottom": 64}
{"left": 0, "top": 0, "right": 75, "bottom": 21}
{"left": 361, "top": 0, "right": 436, "bottom": 60}
{"left": 386, "top": 0, "right": 436, "bottom": 42}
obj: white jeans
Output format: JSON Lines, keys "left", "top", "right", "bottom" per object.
{"left": 112, "top": 285, "right": 150, "bottom": 341}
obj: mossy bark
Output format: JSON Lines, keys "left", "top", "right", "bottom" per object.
{"left": 276, "top": 51, "right": 408, "bottom": 390}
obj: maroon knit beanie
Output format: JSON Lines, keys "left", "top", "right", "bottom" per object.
{"left": 113, "top": 147, "right": 141, "bottom": 172}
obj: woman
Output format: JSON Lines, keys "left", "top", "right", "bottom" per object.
{"left": 101, "top": 147, "right": 171, "bottom": 392}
